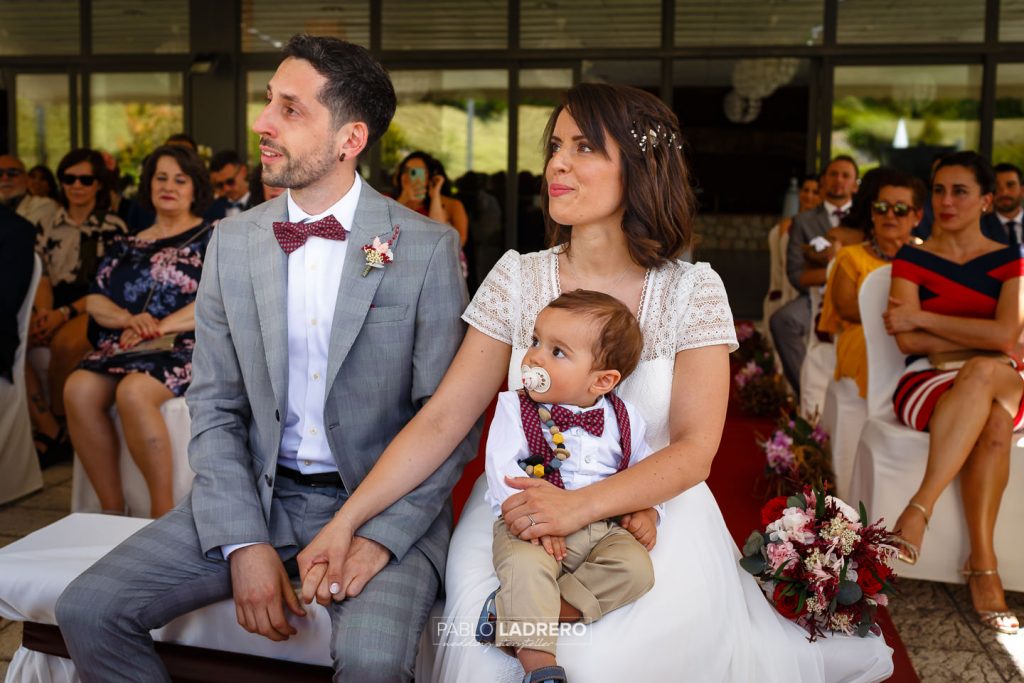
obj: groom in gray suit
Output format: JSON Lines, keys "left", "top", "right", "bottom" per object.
{"left": 56, "top": 34, "right": 478, "bottom": 682}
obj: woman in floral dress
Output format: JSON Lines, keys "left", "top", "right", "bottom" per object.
{"left": 64, "top": 145, "right": 213, "bottom": 518}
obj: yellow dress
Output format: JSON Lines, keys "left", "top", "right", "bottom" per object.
{"left": 818, "top": 242, "right": 886, "bottom": 398}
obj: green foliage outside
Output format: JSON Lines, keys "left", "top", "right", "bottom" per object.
{"left": 16, "top": 99, "right": 71, "bottom": 169}
{"left": 90, "top": 102, "right": 184, "bottom": 178}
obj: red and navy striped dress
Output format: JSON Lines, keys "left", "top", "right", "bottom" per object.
{"left": 892, "top": 243, "right": 1024, "bottom": 432}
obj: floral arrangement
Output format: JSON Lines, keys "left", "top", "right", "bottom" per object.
{"left": 740, "top": 484, "right": 898, "bottom": 641}
{"left": 362, "top": 226, "right": 400, "bottom": 277}
{"left": 759, "top": 410, "right": 834, "bottom": 496}
{"left": 732, "top": 322, "right": 788, "bottom": 416}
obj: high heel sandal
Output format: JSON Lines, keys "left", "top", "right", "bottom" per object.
{"left": 962, "top": 563, "right": 1020, "bottom": 635}
{"left": 891, "top": 502, "right": 930, "bottom": 565}
{"left": 33, "top": 425, "right": 72, "bottom": 469}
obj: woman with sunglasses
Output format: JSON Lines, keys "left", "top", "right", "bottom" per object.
{"left": 63, "top": 145, "right": 213, "bottom": 518}
{"left": 27, "top": 148, "right": 126, "bottom": 465}
{"left": 819, "top": 168, "right": 923, "bottom": 399}
{"left": 885, "top": 152, "right": 1023, "bottom": 635}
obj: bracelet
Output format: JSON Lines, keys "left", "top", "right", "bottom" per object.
{"left": 59, "top": 306, "right": 70, "bottom": 322}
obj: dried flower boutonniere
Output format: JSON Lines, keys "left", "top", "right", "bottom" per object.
{"left": 362, "top": 225, "right": 400, "bottom": 277}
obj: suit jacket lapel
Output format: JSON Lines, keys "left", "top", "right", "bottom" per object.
{"left": 325, "top": 184, "right": 394, "bottom": 389}
{"left": 815, "top": 204, "right": 831, "bottom": 233}
{"left": 249, "top": 197, "right": 290, "bottom": 414}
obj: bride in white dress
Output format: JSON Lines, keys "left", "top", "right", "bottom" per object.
{"left": 304, "top": 82, "right": 893, "bottom": 683}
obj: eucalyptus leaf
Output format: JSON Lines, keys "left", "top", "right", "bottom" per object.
{"left": 859, "top": 501, "right": 869, "bottom": 524}
{"left": 857, "top": 620, "right": 872, "bottom": 638}
{"left": 740, "top": 554, "right": 766, "bottom": 575}
{"left": 742, "top": 531, "right": 765, "bottom": 557}
{"left": 815, "top": 489, "right": 825, "bottom": 519}
{"left": 837, "top": 580, "right": 863, "bottom": 606}
{"left": 787, "top": 493, "right": 806, "bottom": 509}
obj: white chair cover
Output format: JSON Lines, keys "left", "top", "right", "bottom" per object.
{"left": 799, "top": 281, "right": 835, "bottom": 419}
{"left": 71, "top": 397, "right": 194, "bottom": 517}
{"left": 821, "top": 375, "right": 866, "bottom": 500}
{"left": 848, "top": 266, "right": 1024, "bottom": 589}
{"left": 0, "top": 254, "right": 44, "bottom": 505}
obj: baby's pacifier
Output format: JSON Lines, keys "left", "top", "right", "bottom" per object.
{"left": 521, "top": 365, "right": 551, "bottom": 394}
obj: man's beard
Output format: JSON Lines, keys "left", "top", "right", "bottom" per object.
{"left": 995, "top": 197, "right": 1020, "bottom": 215}
{"left": 260, "top": 141, "right": 337, "bottom": 190}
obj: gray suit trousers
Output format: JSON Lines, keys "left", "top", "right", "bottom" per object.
{"left": 56, "top": 476, "right": 439, "bottom": 683}
{"left": 769, "top": 294, "right": 811, "bottom": 396}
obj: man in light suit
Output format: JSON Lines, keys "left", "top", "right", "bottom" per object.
{"left": 770, "top": 155, "right": 858, "bottom": 395}
{"left": 56, "top": 34, "right": 479, "bottom": 682}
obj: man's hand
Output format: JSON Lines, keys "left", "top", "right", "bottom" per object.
{"left": 619, "top": 508, "right": 658, "bottom": 551}
{"left": 229, "top": 543, "right": 305, "bottom": 641}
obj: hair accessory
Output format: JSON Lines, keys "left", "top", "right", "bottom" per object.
{"left": 630, "top": 121, "right": 683, "bottom": 152}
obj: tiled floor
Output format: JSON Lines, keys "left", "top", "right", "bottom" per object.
{"left": 0, "top": 464, "right": 1021, "bottom": 682}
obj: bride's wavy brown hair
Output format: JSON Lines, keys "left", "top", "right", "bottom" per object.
{"left": 541, "top": 83, "right": 696, "bottom": 268}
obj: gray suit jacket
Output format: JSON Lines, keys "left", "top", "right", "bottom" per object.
{"left": 785, "top": 204, "right": 832, "bottom": 293}
{"left": 185, "top": 183, "right": 480, "bottom": 578}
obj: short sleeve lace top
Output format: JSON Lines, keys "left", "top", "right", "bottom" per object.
{"left": 463, "top": 247, "right": 737, "bottom": 449}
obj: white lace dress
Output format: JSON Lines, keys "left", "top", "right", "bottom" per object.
{"left": 429, "top": 249, "right": 894, "bottom": 683}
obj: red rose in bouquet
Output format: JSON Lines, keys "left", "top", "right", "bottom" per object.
{"left": 773, "top": 583, "right": 807, "bottom": 620}
{"left": 761, "top": 496, "right": 789, "bottom": 527}
{"left": 856, "top": 557, "right": 892, "bottom": 596}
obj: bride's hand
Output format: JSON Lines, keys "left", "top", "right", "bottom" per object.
{"left": 501, "top": 476, "right": 589, "bottom": 541}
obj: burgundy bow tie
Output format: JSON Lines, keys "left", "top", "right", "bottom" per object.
{"left": 272, "top": 215, "right": 347, "bottom": 254}
{"left": 550, "top": 404, "right": 604, "bottom": 437}
{"left": 832, "top": 208, "right": 848, "bottom": 219}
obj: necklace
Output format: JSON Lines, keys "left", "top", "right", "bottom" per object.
{"left": 569, "top": 252, "right": 630, "bottom": 292}
{"left": 870, "top": 237, "right": 896, "bottom": 262}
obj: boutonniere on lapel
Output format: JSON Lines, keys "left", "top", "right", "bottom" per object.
{"left": 361, "top": 225, "right": 400, "bottom": 277}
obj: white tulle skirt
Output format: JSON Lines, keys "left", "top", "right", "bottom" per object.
{"left": 428, "top": 476, "right": 894, "bottom": 683}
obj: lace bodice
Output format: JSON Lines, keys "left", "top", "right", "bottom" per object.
{"left": 463, "top": 248, "right": 737, "bottom": 449}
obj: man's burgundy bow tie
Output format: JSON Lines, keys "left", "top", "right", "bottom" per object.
{"left": 272, "top": 215, "right": 347, "bottom": 254}
{"left": 550, "top": 404, "right": 604, "bottom": 437}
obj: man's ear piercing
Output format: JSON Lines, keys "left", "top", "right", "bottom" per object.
{"left": 339, "top": 152, "right": 346, "bottom": 162}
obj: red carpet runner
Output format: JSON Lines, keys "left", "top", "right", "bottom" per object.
{"left": 708, "top": 407, "right": 919, "bottom": 683}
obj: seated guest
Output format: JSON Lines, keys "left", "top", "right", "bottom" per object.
{"left": 885, "top": 151, "right": 1023, "bottom": 635}
{"left": 827, "top": 166, "right": 899, "bottom": 249}
{"left": 27, "top": 165, "right": 60, "bottom": 202}
{"left": 63, "top": 145, "right": 213, "bottom": 518}
{"left": 207, "top": 150, "right": 254, "bottom": 220}
{"left": 763, "top": 174, "right": 820, "bottom": 335}
{"left": 770, "top": 155, "right": 858, "bottom": 395}
{"left": 0, "top": 205, "right": 36, "bottom": 384}
{"left": 27, "top": 149, "right": 127, "bottom": 464}
{"left": 0, "top": 154, "right": 59, "bottom": 228}
{"left": 124, "top": 134, "right": 202, "bottom": 232}
{"left": 982, "top": 162, "right": 1024, "bottom": 245}
{"left": 818, "top": 168, "right": 923, "bottom": 398}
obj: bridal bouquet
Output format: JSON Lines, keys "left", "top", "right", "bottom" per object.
{"left": 759, "top": 410, "right": 833, "bottom": 495}
{"left": 732, "top": 323, "right": 788, "bottom": 416}
{"left": 740, "top": 484, "right": 898, "bottom": 641}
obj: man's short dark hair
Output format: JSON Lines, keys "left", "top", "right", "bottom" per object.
{"left": 210, "top": 150, "right": 243, "bottom": 173}
{"left": 282, "top": 34, "right": 397, "bottom": 153}
{"left": 994, "top": 162, "right": 1023, "bottom": 184}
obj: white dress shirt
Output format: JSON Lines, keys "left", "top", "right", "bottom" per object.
{"left": 225, "top": 191, "right": 251, "bottom": 217}
{"left": 484, "top": 391, "right": 663, "bottom": 522}
{"left": 222, "top": 174, "right": 361, "bottom": 560}
{"left": 823, "top": 199, "right": 852, "bottom": 229}
{"left": 998, "top": 208, "right": 1023, "bottom": 243}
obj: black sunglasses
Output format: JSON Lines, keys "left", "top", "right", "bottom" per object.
{"left": 871, "top": 201, "right": 913, "bottom": 217}
{"left": 60, "top": 173, "right": 97, "bottom": 187}
{"left": 213, "top": 166, "right": 244, "bottom": 190}
{"left": 0, "top": 168, "right": 24, "bottom": 178}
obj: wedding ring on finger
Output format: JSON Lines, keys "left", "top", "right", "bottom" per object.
{"left": 527, "top": 514, "right": 537, "bottom": 527}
